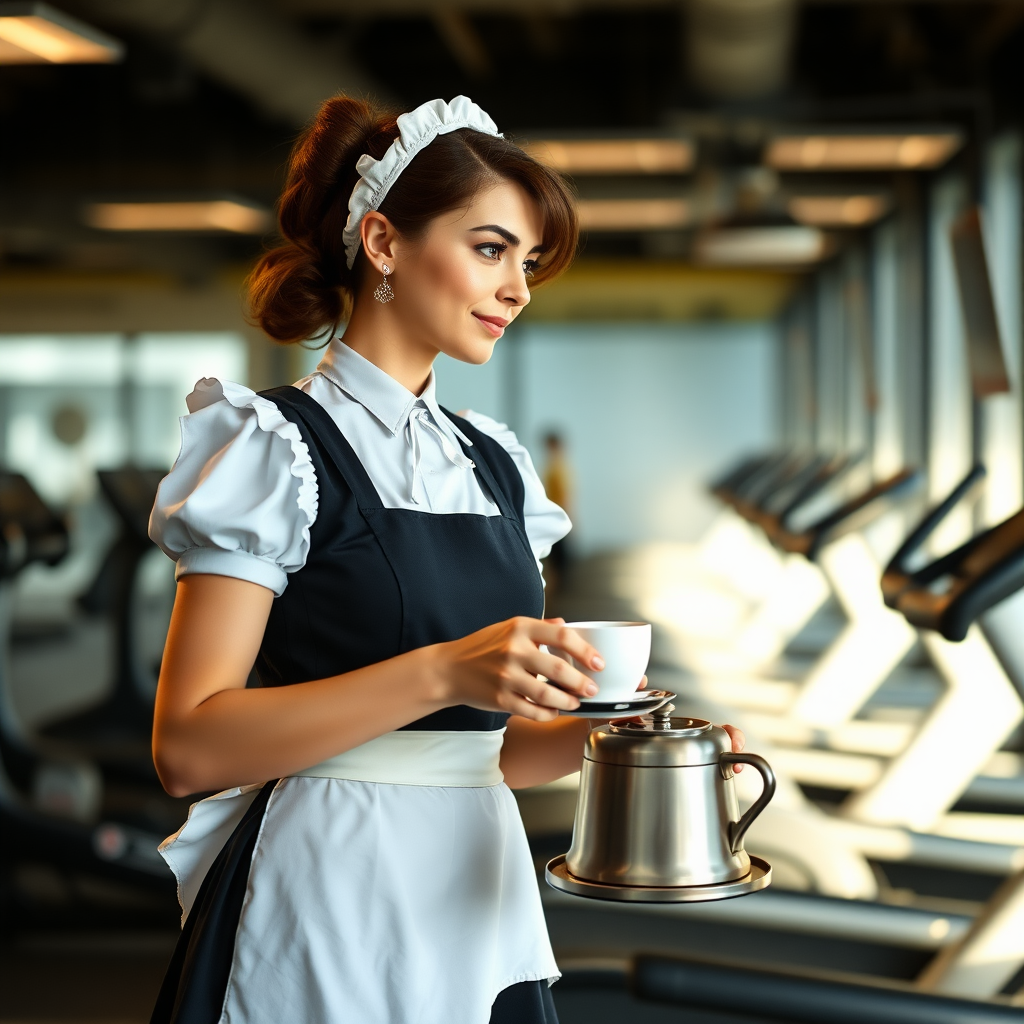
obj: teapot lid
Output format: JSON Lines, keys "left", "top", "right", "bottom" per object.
{"left": 584, "top": 710, "right": 732, "bottom": 767}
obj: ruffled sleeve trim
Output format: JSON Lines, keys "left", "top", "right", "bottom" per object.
{"left": 149, "top": 378, "right": 320, "bottom": 596}
{"left": 189, "top": 378, "right": 319, "bottom": 535}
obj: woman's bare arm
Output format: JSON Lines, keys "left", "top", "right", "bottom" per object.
{"left": 152, "top": 574, "right": 605, "bottom": 797}
{"left": 499, "top": 716, "right": 592, "bottom": 789}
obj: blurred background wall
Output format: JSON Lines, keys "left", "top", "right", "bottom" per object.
{"left": 433, "top": 322, "right": 778, "bottom": 551}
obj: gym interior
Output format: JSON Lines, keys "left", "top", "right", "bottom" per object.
{"left": 3, "top": 2, "right": 1024, "bottom": 1022}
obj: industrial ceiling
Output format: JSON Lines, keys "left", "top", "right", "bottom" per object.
{"left": 2, "top": 0, "right": 1022, "bottom": 281}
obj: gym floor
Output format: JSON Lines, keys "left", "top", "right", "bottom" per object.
{"left": 0, "top": 930, "right": 773, "bottom": 1024}
{"left": 1, "top": 930, "right": 174, "bottom": 1024}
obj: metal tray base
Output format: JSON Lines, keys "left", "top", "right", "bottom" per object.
{"left": 545, "top": 854, "right": 772, "bottom": 903}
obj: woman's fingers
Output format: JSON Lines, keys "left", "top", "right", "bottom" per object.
{"left": 523, "top": 646, "right": 597, "bottom": 698}
{"left": 513, "top": 665, "right": 582, "bottom": 711}
{"left": 511, "top": 697, "right": 561, "bottom": 722}
{"left": 502, "top": 681, "right": 564, "bottom": 721}
{"left": 531, "top": 621, "right": 604, "bottom": 673}
{"left": 723, "top": 724, "right": 746, "bottom": 751}
{"left": 722, "top": 723, "right": 746, "bottom": 772}
{"left": 637, "top": 675, "right": 648, "bottom": 691}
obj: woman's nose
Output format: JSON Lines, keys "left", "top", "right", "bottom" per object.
{"left": 499, "top": 271, "right": 531, "bottom": 308}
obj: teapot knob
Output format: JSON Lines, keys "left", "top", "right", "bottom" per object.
{"left": 650, "top": 703, "right": 675, "bottom": 728}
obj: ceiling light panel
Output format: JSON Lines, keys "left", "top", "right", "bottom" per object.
{"left": 577, "top": 198, "right": 691, "bottom": 231}
{"left": 694, "top": 227, "right": 831, "bottom": 266}
{"left": 524, "top": 139, "right": 694, "bottom": 175}
{"left": 766, "top": 133, "right": 962, "bottom": 172}
{"left": 788, "top": 194, "right": 890, "bottom": 227}
{"left": 0, "top": 3, "right": 123, "bottom": 63}
{"left": 84, "top": 201, "right": 270, "bottom": 234}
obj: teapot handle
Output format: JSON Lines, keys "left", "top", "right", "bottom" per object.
{"left": 720, "top": 752, "right": 776, "bottom": 854}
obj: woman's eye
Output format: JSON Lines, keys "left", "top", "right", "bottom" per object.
{"left": 477, "top": 243, "right": 506, "bottom": 260}
{"left": 523, "top": 260, "right": 538, "bottom": 278}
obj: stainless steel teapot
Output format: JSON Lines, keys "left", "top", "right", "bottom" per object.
{"left": 564, "top": 708, "right": 775, "bottom": 891}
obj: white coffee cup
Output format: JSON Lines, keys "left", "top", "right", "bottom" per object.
{"left": 549, "top": 621, "right": 651, "bottom": 702}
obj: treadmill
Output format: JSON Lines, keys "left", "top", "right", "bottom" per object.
{"left": 605, "top": 511, "right": 1024, "bottom": 1014}
{"left": 547, "top": 498, "right": 1024, "bottom": 1021}
{"left": 39, "top": 467, "right": 170, "bottom": 779}
{"left": 0, "top": 472, "right": 176, "bottom": 918}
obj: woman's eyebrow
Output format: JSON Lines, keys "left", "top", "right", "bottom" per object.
{"left": 469, "top": 224, "right": 546, "bottom": 254}
{"left": 470, "top": 224, "right": 520, "bottom": 246}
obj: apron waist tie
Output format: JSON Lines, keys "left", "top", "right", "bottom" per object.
{"left": 290, "top": 728, "right": 506, "bottom": 787}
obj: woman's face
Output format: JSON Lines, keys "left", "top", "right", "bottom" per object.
{"left": 385, "top": 179, "right": 545, "bottom": 365}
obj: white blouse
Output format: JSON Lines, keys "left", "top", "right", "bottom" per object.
{"left": 149, "top": 339, "right": 571, "bottom": 596}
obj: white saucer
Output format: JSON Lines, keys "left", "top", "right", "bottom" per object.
{"left": 558, "top": 689, "right": 676, "bottom": 719}
{"left": 545, "top": 854, "right": 772, "bottom": 903}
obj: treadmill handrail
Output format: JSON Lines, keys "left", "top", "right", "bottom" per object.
{"left": 709, "top": 452, "right": 776, "bottom": 500}
{"left": 0, "top": 472, "right": 70, "bottom": 575}
{"left": 760, "top": 453, "right": 836, "bottom": 517}
{"left": 881, "top": 463, "right": 987, "bottom": 608}
{"left": 733, "top": 454, "right": 826, "bottom": 525}
{"left": 712, "top": 451, "right": 787, "bottom": 504}
{"left": 97, "top": 468, "right": 168, "bottom": 546}
{"left": 895, "top": 508, "right": 1024, "bottom": 642}
{"left": 772, "top": 468, "right": 924, "bottom": 561}
{"left": 631, "top": 953, "right": 1022, "bottom": 1024}
{"left": 765, "top": 453, "right": 863, "bottom": 531}
{"left": 732, "top": 452, "right": 805, "bottom": 510}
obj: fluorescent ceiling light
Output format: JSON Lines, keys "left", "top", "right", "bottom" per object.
{"left": 0, "top": 3, "right": 122, "bottom": 63}
{"left": 84, "top": 200, "right": 271, "bottom": 234}
{"left": 788, "top": 194, "right": 890, "bottom": 227}
{"left": 578, "top": 198, "right": 691, "bottom": 231}
{"left": 766, "top": 133, "right": 962, "bottom": 171}
{"left": 694, "top": 226, "right": 831, "bottom": 266}
{"left": 524, "top": 139, "right": 694, "bottom": 175}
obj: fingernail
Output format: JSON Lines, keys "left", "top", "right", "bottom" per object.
{"left": 585, "top": 683, "right": 599, "bottom": 696}
{"left": 591, "top": 656, "right": 605, "bottom": 670}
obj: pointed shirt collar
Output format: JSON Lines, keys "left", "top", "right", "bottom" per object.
{"left": 316, "top": 338, "right": 473, "bottom": 449}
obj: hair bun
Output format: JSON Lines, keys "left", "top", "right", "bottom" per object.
{"left": 248, "top": 96, "right": 397, "bottom": 343}
{"left": 247, "top": 243, "right": 342, "bottom": 345}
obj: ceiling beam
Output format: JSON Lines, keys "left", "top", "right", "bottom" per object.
{"left": 72, "top": 0, "right": 385, "bottom": 125}
{"left": 432, "top": 8, "right": 490, "bottom": 77}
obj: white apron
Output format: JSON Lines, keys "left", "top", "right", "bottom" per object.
{"left": 159, "top": 730, "right": 560, "bottom": 1024}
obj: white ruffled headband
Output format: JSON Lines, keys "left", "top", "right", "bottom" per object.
{"left": 341, "top": 95, "right": 502, "bottom": 269}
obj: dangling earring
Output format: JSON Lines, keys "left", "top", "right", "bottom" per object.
{"left": 374, "top": 264, "right": 394, "bottom": 303}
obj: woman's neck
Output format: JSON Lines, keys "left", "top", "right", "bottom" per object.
{"left": 341, "top": 300, "right": 437, "bottom": 396}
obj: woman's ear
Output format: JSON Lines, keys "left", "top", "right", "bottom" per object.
{"left": 361, "top": 211, "right": 398, "bottom": 271}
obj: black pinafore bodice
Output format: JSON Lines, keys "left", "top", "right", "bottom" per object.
{"left": 253, "top": 385, "right": 545, "bottom": 731}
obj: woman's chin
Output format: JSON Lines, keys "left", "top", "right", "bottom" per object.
{"left": 442, "top": 338, "right": 497, "bottom": 366}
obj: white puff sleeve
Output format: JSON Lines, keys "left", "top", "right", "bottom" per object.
{"left": 459, "top": 410, "right": 571, "bottom": 567}
{"left": 148, "top": 379, "right": 319, "bottom": 597}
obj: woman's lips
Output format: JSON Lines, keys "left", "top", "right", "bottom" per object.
{"left": 473, "top": 313, "right": 509, "bottom": 338}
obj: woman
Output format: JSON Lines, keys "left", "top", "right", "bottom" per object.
{"left": 148, "top": 94, "right": 744, "bottom": 1024}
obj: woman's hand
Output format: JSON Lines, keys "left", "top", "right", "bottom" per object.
{"left": 722, "top": 723, "right": 746, "bottom": 771}
{"left": 432, "top": 617, "right": 603, "bottom": 721}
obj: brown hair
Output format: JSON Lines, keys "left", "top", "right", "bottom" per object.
{"left": 247, "top": 96, "right": 579, "bottom": 344}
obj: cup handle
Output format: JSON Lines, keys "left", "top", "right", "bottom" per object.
{"left": 720, "top": 752, "right": 776, "bottom": 854}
